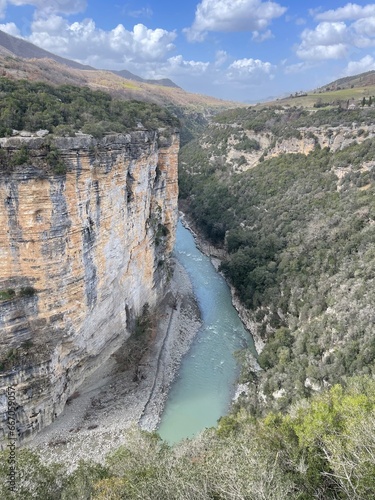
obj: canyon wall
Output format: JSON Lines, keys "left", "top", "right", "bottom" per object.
{"left": 224, "top": 123, "right": 375, "bottom": 171}
{"left": 0, "top": 129, "right": 179, "bottom": 446}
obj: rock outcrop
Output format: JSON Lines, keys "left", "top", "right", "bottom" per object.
{"left": 0, "top": 129, "right": 179, "bottom": 446}
{"left": 224, "top": 123, "right": 375, "bottom": 171}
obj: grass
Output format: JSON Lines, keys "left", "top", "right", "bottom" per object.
{"left": 264, "top": 85, "right": 375, "bottom": 109}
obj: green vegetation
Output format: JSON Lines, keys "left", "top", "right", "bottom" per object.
{"left": 1, "top": 377, "right": 375, "bottom": 498}
{"left": 1, "top": 84, "right": 375, "bottom": 497}
{"left": 0, "top": 141, "right": 68, "bottom": 175}
{"left": 214, "top": 105, "right": 375, "bottom": 135}
{"left": 0, "top": 288, "right": 15, "bottom": 301}
{"left": 0, "top": 286, "right": 36, "bottom": 301}
{"left": 45, "top": 145, "right": 67, "bottom": 174}
{"left": 0, "top": 340, "right": 34, "bottom": 372}
{"left": 19, "top": 286, "right": 36, "bottom": 297}
{"left": 234, "top": 135, "right": 260, "bottom": 151}
{"left": 0, "top": 77, "right": 179, "bottom": 138}
{"left": 179, "top": 105, "right": 375, "bottom": 413}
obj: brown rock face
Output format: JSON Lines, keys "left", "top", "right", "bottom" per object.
{"left": 0, "top": 130, "right": 179, "bottom": 445}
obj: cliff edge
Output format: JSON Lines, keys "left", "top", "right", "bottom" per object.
{"left": 0, "top": 129, "right": 179, "bottom": 446}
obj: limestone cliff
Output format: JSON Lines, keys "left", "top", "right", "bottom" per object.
{"left": 0, "top": 130, "right": 179, "bottom": 446}
{"left": 221, "top": 123, "right": 375, "bottom": 171}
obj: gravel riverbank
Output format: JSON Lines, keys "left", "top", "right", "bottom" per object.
{"left": 28, "top": 259, "right": 201, "bottom": 471}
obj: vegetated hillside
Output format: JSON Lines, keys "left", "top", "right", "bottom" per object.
{"left": 0, "top": 54, "right": 239, "bottom": 146}
{"left": 261, "top": 70, "right": 375, "bottom": 109}
{"left": 1, "top": 376, "right": 375, "bottom": 498}
{"left": 317, "top": 70, "right": 375, "bottom": 92}
{"left": 0, "top": 29, "right": 179, "bottom": 88}
{"left": 179, "top": 104, "right": 375, "bottom": 415}
{"left": 0, "top": 77, "right": 179, "bottom": 139}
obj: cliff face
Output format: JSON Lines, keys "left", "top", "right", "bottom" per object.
{"left": 0, "top": 130, "right": 179, "bottom": 446}
{"left": 224, "top": 123, "right": 375, "bottom": 171}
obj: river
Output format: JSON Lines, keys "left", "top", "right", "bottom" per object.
{"left": 157, "top": 220, "right": 256, "bottom": 443}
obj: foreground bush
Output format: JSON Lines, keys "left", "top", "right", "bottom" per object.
{"left": 1, "top": 377, "right": 374, "bottom": 499}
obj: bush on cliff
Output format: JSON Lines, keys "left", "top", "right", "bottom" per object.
{"left": 0, "top": 78, "right": 179, "bottom": 138}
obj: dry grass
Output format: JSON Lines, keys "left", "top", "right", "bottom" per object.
{"left": 261, "top": 85, "right": 375, "bottom": 109}
{"left": 0, "top": 54, "right": 241, "bottom": 112}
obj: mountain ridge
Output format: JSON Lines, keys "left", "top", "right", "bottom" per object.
{"left": 0, "top": 29, "right": 180, "bottom": 89}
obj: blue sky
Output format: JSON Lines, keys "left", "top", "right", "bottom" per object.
{"left": 1, "top": 1, "right": 375, "bottom": 102}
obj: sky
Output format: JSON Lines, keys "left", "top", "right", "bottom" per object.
{"left": 1, "top": 1, "right": 375, "bottom": 102}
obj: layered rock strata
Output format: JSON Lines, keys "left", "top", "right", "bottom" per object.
{"left": 0, "top": 130, "right": 179, "bottom": 446}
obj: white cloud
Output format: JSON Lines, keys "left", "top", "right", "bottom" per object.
{"left": 0, "top": 21, "right": 20, "bottom": 36}
{"left": 301, "top": 22, "right": 348, "bottom": 46}
{"left": 27, "top": 17, "right": 176, "bottom": 66}
{"left": 297, "top": 9, "right": 375, "bottom": 61}
{"left": 297, "top": 43, "right": 348, "bottom": 61}
{"left": 296, "top": 22, "right": 350, "bottom": 60}
{"left": 227, "top": 57, "right": 275, "bottom": 83}
{"left": 9, "top": 0, "right": 86, "bottom": 15}
{"left": 184, "top": 0, "right": 286, "bottom": 42}
{"left": 353, "top": 16, "right": 375, "bottom": 37}
{"left": 128, "top": 7, "right": 153, "bottom": 19}
{"left": 343, "top": 54, "right": 375, "bottom": 75}
{"left": 252, "top": 29, "right": 273, "bottom": 42}
{"left": 215, "top": 50, "right": 228, "bottom": 67}
{"left": 314, "top": 3, "right": 375, "bottom": 22}
{"left": 166, "top": 55, "right": 209, "bottom": 76}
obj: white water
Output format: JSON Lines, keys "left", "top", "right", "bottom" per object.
{"left": 158, "top": 221, "right": 256, "bottom": 443}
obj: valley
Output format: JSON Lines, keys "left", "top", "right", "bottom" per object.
{"left": 0, "top": 31, "right": 374, "bottom": 497}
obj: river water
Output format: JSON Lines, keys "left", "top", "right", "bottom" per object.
{"left": 157, "top": 221, "right": 256, "bottom": 443}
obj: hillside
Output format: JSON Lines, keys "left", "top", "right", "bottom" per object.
{"left": 317, "top": 70, "right": 375, "bottom": 92}
{"left": 259, "top": 70, "right": 375, "bottom": 109}
{"left": 0, "top": 29, "right": 179, "bottom": 88}
{"left": 0, "top": 78, "right": 179, "bottom": 140}
{"left": 179, "top": 104, "right": 375, "bottom": 419}
{"left": 0, "top": 52, "right": 240, "bottom": 146}
{"left": 0, "top": 29, "right": 94, "bottom": 70}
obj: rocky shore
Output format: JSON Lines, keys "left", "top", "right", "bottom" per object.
{"left": 28, "top": 259, "right": 201, "bottom": 471}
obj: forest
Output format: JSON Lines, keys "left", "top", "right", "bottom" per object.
{"left": 0, "top": 78, "right": 179, "bottom": 138}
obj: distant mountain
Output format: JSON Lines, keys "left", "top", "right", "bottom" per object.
{"left": 0, "top": 29, "right": 94, "bottom": 70}
{"left": 111, "top": 69, "right": 180, "bottom": 89}
{"left": 0, "top": 29, "right": 180, "bottom": 89}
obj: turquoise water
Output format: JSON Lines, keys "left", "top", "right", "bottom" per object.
{"left": 157, "top": 221, "right": 256, "bottom": 443}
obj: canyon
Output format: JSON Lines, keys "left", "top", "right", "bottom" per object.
{"left": 0, "top": 129, "right": 179, "bottom": 447}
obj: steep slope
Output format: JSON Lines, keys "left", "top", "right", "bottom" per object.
{"left": 0, "top": 29, "right": 94, "bottom": 70}
{"left": 111, "top": 69, "right": 180, "bottom": 89}
{"left": 0, "top": 82, "right": 179, "bottom": 445}
{"left": 179, "top": 104, "right": 375, "bottom": 413}
{"left": 317, "top": 69, "right": 375, "bottom": 91}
